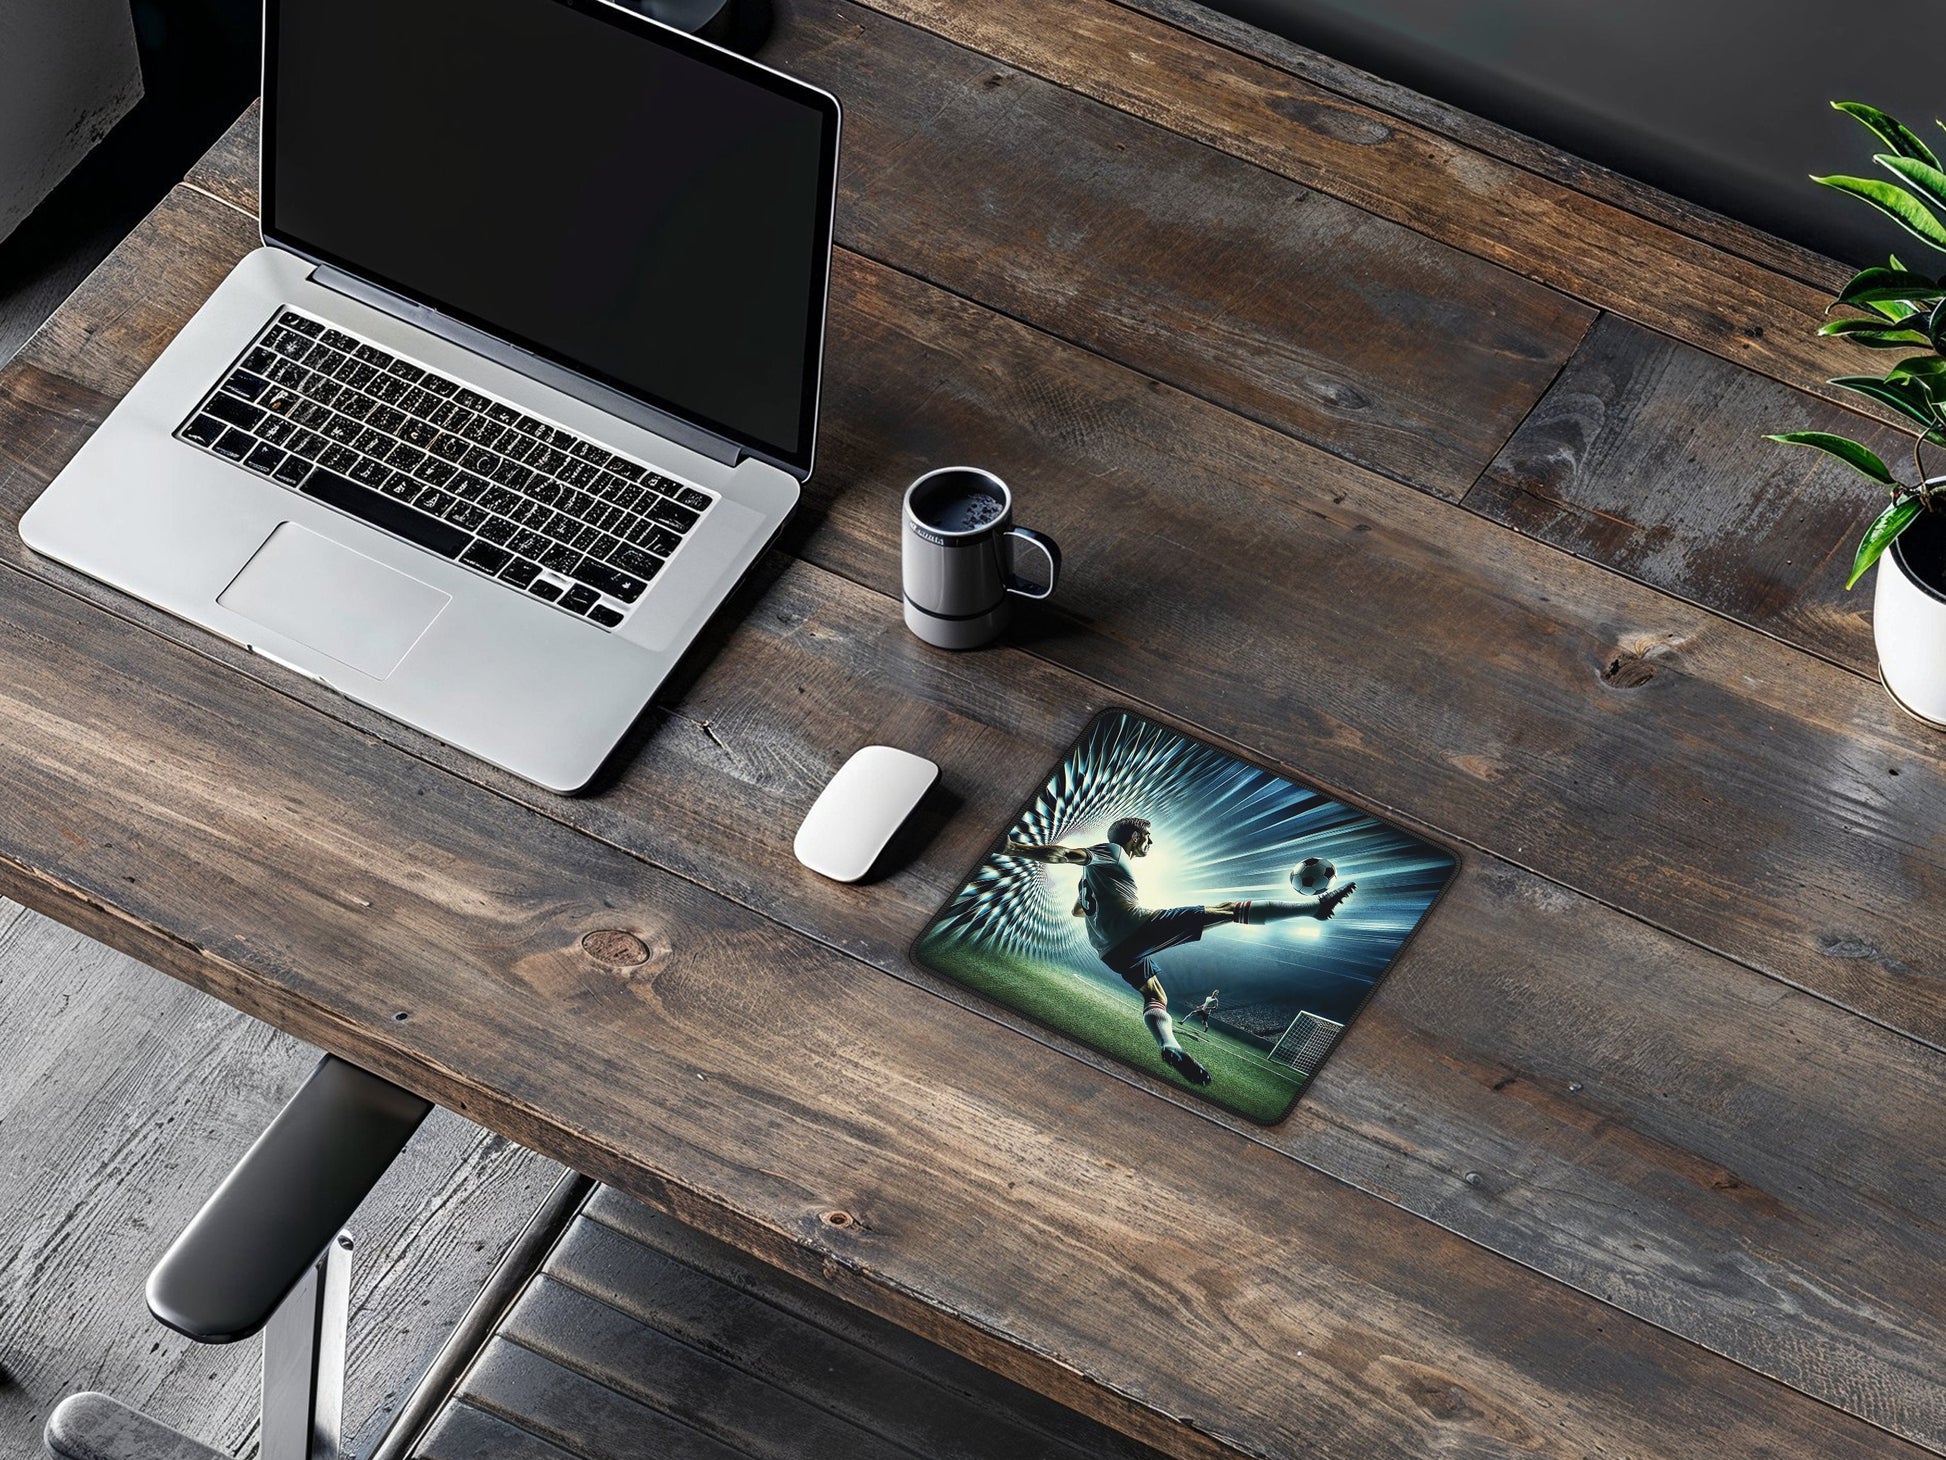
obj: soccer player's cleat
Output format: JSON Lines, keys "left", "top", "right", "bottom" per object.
{"left": 1316, "top": 881, "right": 1357, "bottom": 919}
{"left": 1163, "top": 1046, "right": 1212, "bottom": 1086}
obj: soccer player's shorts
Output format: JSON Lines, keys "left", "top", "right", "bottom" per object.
{"left": 1097, "top": 906, "right": 1211, "bottom": 992}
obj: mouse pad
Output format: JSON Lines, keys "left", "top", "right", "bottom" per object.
{"left": 913, "top": 710, "right": 1457, "bottom": 1124}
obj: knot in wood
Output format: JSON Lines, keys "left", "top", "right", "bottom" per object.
{"left": 1600, "top": 652, "right": 1657, "bottom": 689}
{"left": 581, "top": 929, "right": 651, "bottom": 966}
{"left": 820, "top": 1209, "right": 855, "bottom": 1229}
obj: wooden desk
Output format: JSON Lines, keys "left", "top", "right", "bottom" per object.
{"left": 1, "top": 3, "right": 1940, "bottom": 1457}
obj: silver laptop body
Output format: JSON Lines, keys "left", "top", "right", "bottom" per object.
{"left": 21, "top": 0, "right": 841, "bottom": 794}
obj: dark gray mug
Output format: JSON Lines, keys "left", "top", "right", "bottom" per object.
{"left": 902, "top": 467, "right": 1060, "bottom": 650}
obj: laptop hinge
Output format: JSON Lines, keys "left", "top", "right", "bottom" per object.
{"left": 311, "top": 265, "right": 743, "bottom": 469}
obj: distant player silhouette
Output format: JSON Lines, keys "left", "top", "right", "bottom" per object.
{"left": 1008, "top": 818, "right": 1353, "bottom": 1087}
{"left": 1182, "top": 989, "right": 1219, "bottom": 1037}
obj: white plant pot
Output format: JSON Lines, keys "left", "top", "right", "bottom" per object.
{"left": 1874, "top": 506, "right": 1946, "bottom": 729}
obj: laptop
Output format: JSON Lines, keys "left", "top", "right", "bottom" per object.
{"left": 20, "top": 0, "right": 841, "bottom": 793}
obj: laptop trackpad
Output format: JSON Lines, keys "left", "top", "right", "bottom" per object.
{"left": 218, "top": 523, "right": 449, "bottom": 681}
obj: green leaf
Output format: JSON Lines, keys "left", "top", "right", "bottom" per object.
{"left": 1887, "top": 353, "right": 1946, "bottom": 381}
{"left": 1879, "top": 153, "right": 1946, "bottom": 215}
{"left": 1837, "top": 266, "right": 1946, "bottom": 305}
{"left": 1827, "top": 373, "right": 1943, "bottom": 429}
{"left": 1834, "top": 101, "right": 1941, "bottom": 168}
{"left": 1848, "top": 496, "right": 1925, "bottom": 588}
{"left": 1765, "top": 431, "right": 1898, "bottom": 484}
{"left": 1930, "top": 298, "right": 1946, "bottom": 353}
{"left": 1818, "top": 315, "right": 1932, "bottom": 346}
{"left": 1813, "top": 174, "right": 1946, "bottom": 250}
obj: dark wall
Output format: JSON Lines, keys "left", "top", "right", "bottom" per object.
{"left": 1217, "top": 0, "right": 1946, "bottom": 266}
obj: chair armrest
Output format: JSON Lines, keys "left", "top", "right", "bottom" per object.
{"left": 145, "top": 1056, "right": 430, "bottom": 1343}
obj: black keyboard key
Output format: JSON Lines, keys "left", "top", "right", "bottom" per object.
{"left": 541, "top": 510, "right": 581, "bottom": 541}
{"left": 301, "top": 342, "right": 341, "bottom": 370}
{"left": 462, "top": 446, "right": 500, "bottom": 474}
{"left": 412, "top": 458, "right": 457, "bottom": 486}
{"left": 244, "top": 442, "right": 286, "bottom": 475}
{"left": 213, "top": 427, "right": 254, "bottom": 460}
{"left": 430, "top": 432, "right": 468, "bottom": 462}
{"left": 478, "top": 516, "right": 517, "bottom": 545}
{"left": 610, "top": 545, "right": 666, "bottom": 581}
{"left": 644, "top": 496, "right": 699, "bottom": 532}
{"left": 485, "top": 403, "right": 521, "bottom": 426}
{"left": 387, "top": 443, "right": 426, "bottom": 471}
{"left": 266, "top": 358, "right": 308, "bottom": 387}
{"left": 675, "top": 486, "right": 712, "bottom": 512}
{"left": 568, "top": 558, "right": 647, "bottom": 603}
{"left": 568, "top": 523, "right": 601, "bottom": 551}
{"left": 420, "top": 373, "right": 459, "bottom": 397}
{"left": 181, "top": 414, "right": 225, "bottom": 447}
{"left": 524, "top": 476, "right": 560, "bottom": 505}
{"left": 337, "top": 392, "right": 376, "bottom": 421}
{"left": 461, "top": 419, "right": 505, "bottom": 449}
{"left": 559, "top": 488, "right": 597, "bottom": 520}
{"left": 381, "top": 472, "right": 420, "bottom": 501}
{"left": 319, "top": 444, "right": 360, "bottom": 473}
{"left": 320, "top": 416, "right": 360, "bottom": 444}
{"left": 560, "top": 459, "right": 600, "bottom": 489}
{"left": 452, "top": 387, "right": 490, "bottom": 412}
{"left": 350, "top": 455, "right": 392, "bottom": 488}
{"left": 428, "top": 398, "right": 467, "bottom": 429}
{"left": 288, "top": 431, "right": 327, "bottom": 460}
{"left": 450, "top": 472, "right": 489, "bottom": 500}
{"left": 510, "top": 530, "right": 551, "bottom": 560}
{"left": 588, "top": 604, "right": 624, "bottom": 629}
{"left": 461, "top": 540, "right": 512, "bottom": 574}
{"left": 609, "top": 459, "right": 645, "bottom": 482}
{"left": 243, "top": 347, "right": 279, "bottom": 375}
{"left": 281, "top": 312, "right": 324, "bottom": 337}
{"left": 301, "top": 469, "right": 467, "bottom": 558}
{"left": 308, "top": 379, "right": 344, "bottom": 407}
{"left": 398, "top": 418, "right": 438, "bottom": 447}
{"left": 320, "top": 328, "right": 359, "bottom": 352}
{"left": 272, "top": 455, "right": 312, "bottom": 488}
{"left": 540, "top": 544, "right": 581, "bottom": 574}
{"left": 205, "top": 393, "right": 266, "bottom": 431}
{"left": 529, "top": 579, "right": 564, "bottom": 602}
{"left": 490, "top": 460, "right": 534, "bottom": 492}
{"left": 626, "top": 522, "right": 681, "bottom": 557}
{"left": 265, "top": 326, "right": 309, "bottom": 355}
{"left": 367, "top": 374, "right": 406, "bottom": 405}
{"left": 387, "top": 360, "right": 425, "bottom": 384}
{"left": 354, "top": 342, "right": 393, "bottom": 366}
{"left": 569, "top": 440, "right": 612, "bottom": 466}
{"left": 261, "top": 387, "right": 301, "bottom": 416}
{"left": 368, "top": 405, "right": 407, "bottom": 435}
{"left": 527, "top": 445, "right": 567, "bottom": 475}
{"left": 352, "top": 427, "right": 390, "bottom": 456}
{"left": 560, "top": 584, "right": 599, "bottom": 614}
{"left": 223, "top": 371, "right": 269, "bottom": 402}
{"left": 499, "top": 557, "right": 541, "bottom": 588}
{"left": 415, "top": 487, "right": 455, "bottom": 516}
{"left": 445, "top": 500, "right": 489, "bottom": 531}
{"left": 479, "top": 487, "right": 521, "bottom": 516}
{"left": 258, "top": 418, "right": 298, "bottom": 446}
{"left": 291, "top": 401, "right": 332, "bottom": 428}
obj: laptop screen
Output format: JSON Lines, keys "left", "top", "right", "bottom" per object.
{"left": 265, "top": 0, "right": 840, "bottom": 475}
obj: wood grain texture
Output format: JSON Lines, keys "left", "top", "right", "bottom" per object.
{"left": 838, "top": 0, "right": 1907, "bottom": 436}
{"left": 0, "top": 900, "right": 563, "bottom": 1459}
{"left": 1111, "top": 0, "right": 1849, "bottom": 294}
{"left": 2, "top": 184, "right": 1943, "bottom": 1446}
{"left": 1466, "top": 315, "right": 1907, "bottom": 675}
{"left": 0, "top": 510, "right": 1927, "bottom": 1460}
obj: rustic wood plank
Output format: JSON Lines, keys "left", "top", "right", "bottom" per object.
{"left": 559, "top": 1200, "right": 1155, "bottom": 1460}
{"left": 0, "top": 523, "right": 1925, "bottom": 1460}
{"left": 828, "top": 0, "right": 1903, "bottom": 436}
{"left": 416, "top": 1401, "right": 581, "bottom": 1460}
{"left": 0, "top": 899, "right": 563, "bottom": 1458}
{"left": 181, "top": 0, "right": 1596, "bottom": 506}
{"left": 1466, "top": 314, "right": 1903, "bottom": 675}
{"left": 3, "top": 184, "right": 1944, "bottom": 1445}
{"left": 1111, "top": 0, "right": 1849, "bottom": 293}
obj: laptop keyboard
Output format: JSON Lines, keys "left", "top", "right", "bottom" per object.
{"left": 174, "top": 310, "right": 718, "bottom": 631}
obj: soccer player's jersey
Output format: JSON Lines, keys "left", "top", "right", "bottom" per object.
{"left": 1077, "top": 842, "right": 1151, "bottom": 953}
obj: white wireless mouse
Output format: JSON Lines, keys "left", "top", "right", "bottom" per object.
{"left": 794, "top": 746, "right": 940, "bottom": 882}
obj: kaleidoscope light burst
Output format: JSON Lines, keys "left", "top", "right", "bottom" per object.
{"left": 928, "top": 711, "right": 1456, "bottom": 1029}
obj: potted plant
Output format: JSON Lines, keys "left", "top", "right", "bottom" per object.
{"left": 1769, "top": 101, "right": 1946, "bottom": 726}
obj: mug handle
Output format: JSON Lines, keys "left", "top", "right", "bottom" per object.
{"left": 1004, "top": 526, "right": 1061, "bottom": 600}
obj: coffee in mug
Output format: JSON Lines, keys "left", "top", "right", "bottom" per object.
{"left": 902, "top": 467, "right": 1060, "bottom": 650}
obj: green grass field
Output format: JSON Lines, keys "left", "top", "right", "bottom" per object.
{"left": 916, "top": 933, "right": 1304, "bottom": 1124}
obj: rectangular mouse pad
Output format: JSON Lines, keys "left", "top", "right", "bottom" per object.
{"left": 913, "top": 709, "right": 1458, "bottom": 1124}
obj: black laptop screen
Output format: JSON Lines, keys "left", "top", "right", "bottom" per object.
{"left": 265, "top": 0, "right": 838, "bottom": 474}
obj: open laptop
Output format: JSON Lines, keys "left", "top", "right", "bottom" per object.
{"left": 20, "top": 0, "right": 841, "bottom": 793}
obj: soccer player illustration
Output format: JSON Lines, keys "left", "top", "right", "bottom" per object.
{"left": 1007, "top": 817, "right": 1355, "bottom": 1087}
{"left": 1182, "top": 989, "right": 1219, "bottom": 1037}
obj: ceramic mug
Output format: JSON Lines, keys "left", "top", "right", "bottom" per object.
{"left": 901, "top": 467, "right": 1060, "bottom": 650}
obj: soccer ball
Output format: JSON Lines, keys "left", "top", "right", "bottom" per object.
{"left": 1291, "top": 857, "right": 1337, "bottom": 895}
